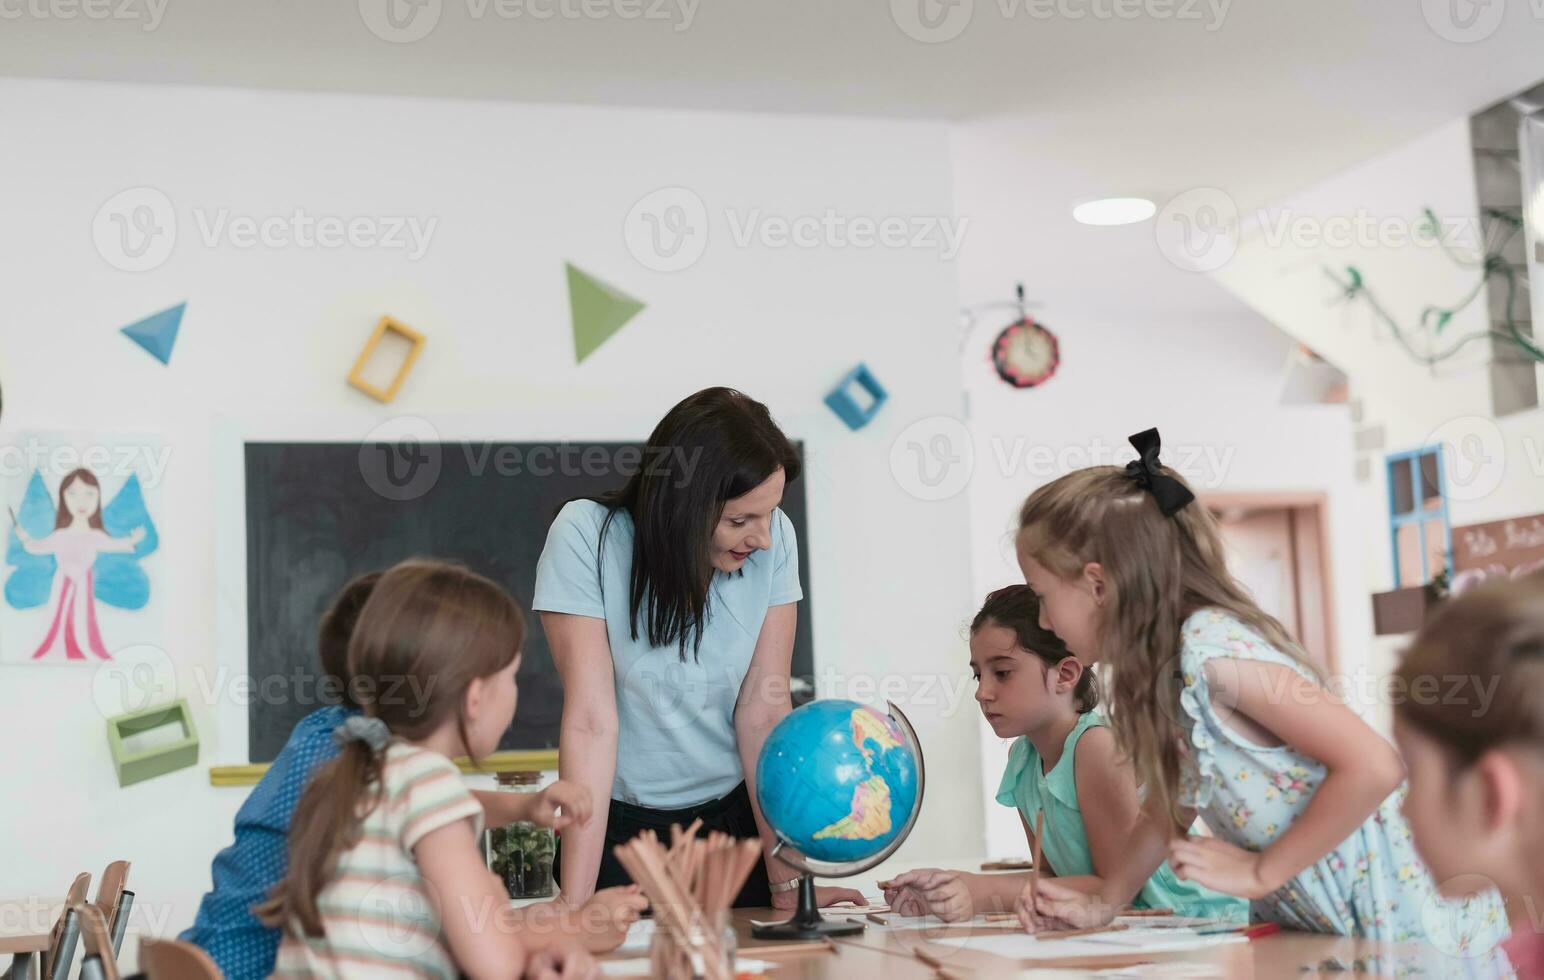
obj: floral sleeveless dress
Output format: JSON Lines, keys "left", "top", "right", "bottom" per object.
{"left": 1178, "top": 609, "right": 1512, "bottom": 974}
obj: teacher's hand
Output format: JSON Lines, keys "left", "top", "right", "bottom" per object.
{"left": 771, "top": 884, "right": 867, "bottom": 911}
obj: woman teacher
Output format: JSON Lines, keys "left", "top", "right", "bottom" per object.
{"left": 533, "top": 387, "right": 865, "bottom": 910}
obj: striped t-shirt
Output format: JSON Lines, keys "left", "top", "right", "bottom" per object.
{"left": 273, "top": 741, "right": 484, "bottom": 979}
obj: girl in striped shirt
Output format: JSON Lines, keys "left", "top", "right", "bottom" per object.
{"left": 260, "top": 559, "right": 604, "bottom": 980}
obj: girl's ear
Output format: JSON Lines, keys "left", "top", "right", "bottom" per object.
{"left": 1083, "top": 562, "right": 1107, "bottom": 606}
{"left": 1055, "top": 656, "right": 1085, "bottom": 695}
{"left": 464, "top": 674, "right": 486, "bottom": 725}
{"left": 1476, "top": 749, "right": 1526, "bottom": 833}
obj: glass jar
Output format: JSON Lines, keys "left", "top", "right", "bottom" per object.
{"left": 483, "top": 771, "right": 555, "bottom": 899}
{"left": 648, "top": 910, "right": 735, "bottom": 980}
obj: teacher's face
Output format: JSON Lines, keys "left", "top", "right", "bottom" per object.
{"left": 711, "top": 467, "right": 786, "bottom": 573}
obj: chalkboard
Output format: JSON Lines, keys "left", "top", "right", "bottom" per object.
{"left": 243, "top": 441, "right": 816, "bottom": 763}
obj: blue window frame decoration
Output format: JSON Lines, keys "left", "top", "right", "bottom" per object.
{"left": 1385, "top": 446, "right": 1453, "bottom": 588}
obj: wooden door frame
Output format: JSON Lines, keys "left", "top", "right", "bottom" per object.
{"left": 1199, "top": 490, "right": 1340, "bottom": 675}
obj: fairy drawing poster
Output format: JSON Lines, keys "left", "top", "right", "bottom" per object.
{"left": 1, "top": 434, "right": 164, "bottom": 663}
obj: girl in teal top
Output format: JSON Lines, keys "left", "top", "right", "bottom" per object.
{"left": 995, "top": 710, "right": 1242, "bottom": 919}
{"left": 883, "top": 585, "right": 1244, "bottom": 923}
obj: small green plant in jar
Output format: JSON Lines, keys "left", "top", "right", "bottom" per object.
{"left": 484, "top": 771, "right": 556, "bottom": 898}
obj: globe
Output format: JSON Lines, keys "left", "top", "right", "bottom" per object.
{"left": 756, "top": 699, "right": 924, "bottom": 870}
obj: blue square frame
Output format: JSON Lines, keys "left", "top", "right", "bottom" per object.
{"left": 824, "top": 363, "right": 888, "bottom": 430}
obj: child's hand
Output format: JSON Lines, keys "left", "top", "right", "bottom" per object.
{"left": 771, "top": 884, "right": 865, "bottom": 911}
{"left": 1169, "top": 835, "right": 1274, "bottom": 899}
{"left": 523, "top": 939, "right": 598, "bottom": 980}
{"left": 574, "top": 885, "right": 648, "bottom": 952}
{"left": 129, "top": 526, "right": 146, "bottom": 545}
{"left": 531, "top": 780, "right": 594, "bottom": 831}
{"left": 1021, "top": 879, "right": 1114, "bottom": 932}
{"left": 879, "top": 869, "right": 975, "bottom": 922}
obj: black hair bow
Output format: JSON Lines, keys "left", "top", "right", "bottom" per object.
{"left": 1124, "top": 428, "right": 1194, "bottom": 518}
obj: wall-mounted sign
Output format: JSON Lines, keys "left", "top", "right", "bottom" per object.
{"left": 1450, "top": 512, "right": 1544, "bottom": 593}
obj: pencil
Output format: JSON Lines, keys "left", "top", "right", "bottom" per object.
{"left": 911, "top": 945, "right": 961, "bottom": 978}
{"left": 750, "top": 940, "right": 838, "bottom": 956}
{"left": 1035, "top": 922, "right": 1131, "bottom": 942}
{"left": 980, "top": 860, "right": 1034, "bottom": 871}
{"left": 1195, "top": 921, "right": 1280, "bottom": 940}
{"left": 1116, "top": 907, "right": 1175, "bottom": 918}
{"left": 866, "top": 912, "right": 889, "bottom": 925}
{"left": 1026, "top": 810, "right": 1044, "bottom": 915}
{"left": 836, "top": 939, "right": 956, "bottom": 977}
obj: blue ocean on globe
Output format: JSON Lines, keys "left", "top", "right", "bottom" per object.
{"left": 755, "top": 699, "right": 921, "bottom": 865}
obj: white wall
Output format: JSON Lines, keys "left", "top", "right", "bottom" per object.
{"left": 1210, "top": 117, "right": 1544, "bottom": 704}
{"left": 950, "top": 123, "right": 1366, "bottom": 859}
{"left": 0, "top": 78, "right": 980, "bottom": 932}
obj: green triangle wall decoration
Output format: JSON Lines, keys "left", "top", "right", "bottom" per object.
{"left": 566, "top": 262, "right": 645, "bottom": 363}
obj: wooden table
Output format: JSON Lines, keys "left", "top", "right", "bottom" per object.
{"left": 0, "top": 899, "right": 61, "bottom": 980}
{"left": 597, "top": 907, "right": 1488, "bottom": 979}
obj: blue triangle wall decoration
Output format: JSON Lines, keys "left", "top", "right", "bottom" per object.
{"left": 121, "top": 302, "right": 185, "bottom": 365}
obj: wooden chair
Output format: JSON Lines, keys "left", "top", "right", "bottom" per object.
{"left": 108, "top": 892, "right": 133, "bottom": 958}
{"left": 39, "top": 872, "right": 92, "bottom": 980}
{"left": 139, "top": 938, "right": 223, "bottom": 980}
{"left": 64, "top": 873, "right": 92, "bottom": 908}
{"left": 43, "top": 905, "right": 84, "bottom": 980}
{"left": 77, "top": 905, "right": 120, "bottom": 980}
{"left": 94, "top": 863, "right": 130, "bottom": 938}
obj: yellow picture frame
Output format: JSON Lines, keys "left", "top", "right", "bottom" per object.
{"left": 347, "top": 315, "right": 425, "bottom": 402}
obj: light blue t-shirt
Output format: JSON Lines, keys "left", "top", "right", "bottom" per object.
{"left": 533, "top": 498, "right": 803, "bottom": 808}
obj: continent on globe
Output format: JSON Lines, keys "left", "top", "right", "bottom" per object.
{"left": 850, "top": 707, "right": 901, "bottom": 767}
{"left": 812, "top": 775, "right": 892, "bottom": 842}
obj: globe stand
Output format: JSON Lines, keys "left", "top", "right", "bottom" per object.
{"left": 750, "top": 874, "right": 864, "bottom": 940}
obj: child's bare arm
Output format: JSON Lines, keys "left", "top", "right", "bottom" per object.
{"left": 414, "top": 816, "right": 529, "bottom": 980}
{"left": 1169, "top": 657, "right": 1404, "bottom": 897}
{"left": 1032, "top": 811, "right": 1173, "bottom": 928}
{"left": 472, "top": 781, "right": 593, "bottom": 831}
{"left": 1073, "top": 725, "right": 1144, "bottom": 900}
{"left": 503, "top": 887, "right": 647, "bottom": 953}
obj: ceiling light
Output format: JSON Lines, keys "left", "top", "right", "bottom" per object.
{"left": 1072, "top": 197, "right": 1157, "bottom": 226}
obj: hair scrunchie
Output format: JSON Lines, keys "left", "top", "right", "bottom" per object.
{"left": 1124, "top": 428, "right": 1195, "bottom": 518}
{"left": 332, "top": 714, "right": 392, "bottom": 752}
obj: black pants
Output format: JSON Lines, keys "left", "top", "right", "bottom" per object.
{"left": 555, "top": 781, "right": 772, "bottom": 908}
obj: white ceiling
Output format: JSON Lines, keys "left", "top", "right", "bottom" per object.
{"left": 6, "top": 0, "right": 1544, "bottom": 318}
{"left": 6, "top": 1, "right": 1543, "bottom": 209}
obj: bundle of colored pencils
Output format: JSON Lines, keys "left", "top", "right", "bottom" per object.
{"left": 612, "top": 819, "right": 762, "bottom": 980}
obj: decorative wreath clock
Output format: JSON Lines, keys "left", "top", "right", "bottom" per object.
{"left": 991, "top": 316, "right": 1060, "bottom": 388}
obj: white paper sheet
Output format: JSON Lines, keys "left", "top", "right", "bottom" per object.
{"left": 601, "top": 957, "right": 774, "bottom": 976}
{"left": 1113, "top": 914, "right": 1231, "bottom": 930}
{"left": 1083, "top": 928, "right": 1247, "bottom": 949}
{"left": 1091, "top": 965, "right": 1232, "bottom": 978}
{"left": 613, "top": 918, "right": 657, "bottom": 954}
{"left": 803, "top": 911, "right": 1020, "bottom": 932}
{"left": 958, "top": 928, "right": 1244, "bottom": 961}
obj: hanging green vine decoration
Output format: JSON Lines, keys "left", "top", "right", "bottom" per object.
{"left": 1324, "top": 208, "right": 1543, "bottom": 367}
